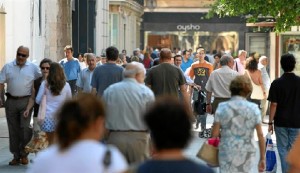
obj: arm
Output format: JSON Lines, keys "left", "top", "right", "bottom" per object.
{"left": 255, "top": 124, "right": 266, "bottom": 172}
{"left": 258, "top": 71, "right": 266, "bottom": 98}
{"left": 211, "top": 122, "right": 220, "bottom": 138}
{"left": 24, "top": 86, "right": 35, "bottom": 117}
{"left": 179, "top": 84, "right": 192, "bottom": 119}
{"left": 206, "top": 91, "right": 212, "bottom": 114}
{"left": 91, "top": 88, "right": 97, "bottom": 96}
{"left": 0, "top": 83, "right": 4, "bottom": 106}
{"left": 268, "top": 102, "right": 277, "bottom": 134}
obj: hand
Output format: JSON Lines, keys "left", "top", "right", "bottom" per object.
{"left": 23, "top": 109, "right": 30, "bottom": 118}
{"left": 268, "top": 124, "right": 273, "bottom": 134}
{"left": 258, "top": 159, "right": 265, "bottom": 172}
{"left": 206, "top": 104, "right": 212, "bottom": 114}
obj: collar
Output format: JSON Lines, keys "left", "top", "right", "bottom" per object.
{"left": 13, "top": 59, "right": 30, "bottom": 66}
{"left": 124, "top": 78, "right": 138, "bottom": 83}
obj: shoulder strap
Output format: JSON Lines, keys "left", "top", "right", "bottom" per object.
{"left": 235, "top": 60, "right": 239, "bottom": 72}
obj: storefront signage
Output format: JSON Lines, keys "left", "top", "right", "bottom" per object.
{"left": 176, "top": 24, "right": 201, "bottom": 31}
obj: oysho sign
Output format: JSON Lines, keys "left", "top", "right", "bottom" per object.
{"left": 177, "top": 24, "right": 201, "bottom": 31}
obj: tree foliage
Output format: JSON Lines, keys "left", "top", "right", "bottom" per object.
{"left": 207, "top": 0, "right": 300, "bottom": 32}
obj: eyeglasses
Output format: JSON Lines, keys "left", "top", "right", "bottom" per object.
{"left": 17, "top": 53, "right": 27, "bottom": 58}
{"left": 41, "top": 67, "right": 50, "bottom": 70}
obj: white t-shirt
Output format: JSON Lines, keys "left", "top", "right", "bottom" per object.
{"left": 27, "top": 140, "right": 128, "bottom": 173}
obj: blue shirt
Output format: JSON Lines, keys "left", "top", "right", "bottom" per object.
{"left": 180, "top": 58, "right": 193, "bottom": 72}
{"left": 91, "top": 63, "right": 124, "bottom": 96}
{"left": 76, "top": 67, "right": 94, "bottom": 93}
{"left": 59, "top": 58, "right": 81, "bottom": 81}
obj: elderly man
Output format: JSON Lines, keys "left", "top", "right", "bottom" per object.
{"left": 258, "top": 56, "right": 271, "bottom": 122}
{"left": 205, "top": 54, "right": 239, "bottom": 114}
{"left": 103, "top": 62, "right": 155, "bottom": 164}
{"left": 0, "top": 46, "right": 41, "bottom": 165}
{"left": 76, "top": 53, "right": 96, "bottom": 93}
{"left": 145, "top": 48, "right": 191, "bottom": 115}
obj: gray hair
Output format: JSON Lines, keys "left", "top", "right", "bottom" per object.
{"left": 220, "top": 54, "right": 233, "bottom": 66}
{"left": 85, "top": 53, "right": 96, "bottom": 61}
{"left": 123, "top": 62, "right": 146, "bottom": 78}
{"left": 259, "top": 56, "right": 267, "bottom": 63}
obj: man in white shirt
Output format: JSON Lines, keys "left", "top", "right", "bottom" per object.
{"left": 258, "top": 56, "right": 271, "bottom": 122}
{"left": 206, "top": 54, "right": 239, "bottom": 114}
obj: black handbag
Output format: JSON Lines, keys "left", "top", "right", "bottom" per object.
{"left": 194, "top": 90, "right": 206, "bottom": 114}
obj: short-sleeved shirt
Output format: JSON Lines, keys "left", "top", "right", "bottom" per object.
{"left": 189, "top": 61, "right": 213, "bottom": 90}
{"left": 91, "top": 63, "right": 124, "bottom": 97}
{"left": 0, "top": 60, "right": 41, "bottom": 96}
{"left": 268, "top": 73, "right": 300, "bottom": 128}
{"left": 145, "top": 63, "right": 186, "bottom": 98}
{"left": 76, "top": 67, "right": 94, "bottom": 93}
{"left": 59, "top": 58, "right": 81, "bottom": 81}
{"left": 137, "top": 159, "right": 214, "bottom": 173}
{"left": 205, "top": 66, "right": 239, "bottom": 98}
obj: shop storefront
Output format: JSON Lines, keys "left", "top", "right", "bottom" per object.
{"left": 142, "top": 12, "right": 247, "bottom": 56}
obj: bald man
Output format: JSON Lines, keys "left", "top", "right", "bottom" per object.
{"left": 103, "top": 62, "right": 155, "bottom": 164}
{"left": 0, "top": 46, "right": 41, "bottom": 165}
{"left": 145, "top": 48, "right": 192, "bottom": 116}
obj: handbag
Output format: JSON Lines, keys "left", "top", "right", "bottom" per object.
{"left": 37, "top": 85, "right": 47, "bottom": 125}
{"left": 197, "top": 137, "right": 219, "bottom": 166}
{"left": 25, "top": 117, "right": 49, "bottom": 153}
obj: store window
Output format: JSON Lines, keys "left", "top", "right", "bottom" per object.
{"left": 109, "top": 13, "right": 119, "bottom": 47}
{"left": 281, "top": 34, "right": 300, "bottom": 75}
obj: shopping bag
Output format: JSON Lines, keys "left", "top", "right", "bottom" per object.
{"left": 265, "top": 133, "right": 277, "bottom": 173}
{"left": 25, "top": 117, "right": 49, "bottom": 153}
{"left": 197, "top": 138, "right": 219, "bottom": 166}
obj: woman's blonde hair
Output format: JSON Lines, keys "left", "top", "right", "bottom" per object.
{"left": 230, "top": 75, "right": 253, "bottom": 97}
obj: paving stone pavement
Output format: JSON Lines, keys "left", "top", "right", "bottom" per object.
{"left": 0, "top": 108, "right": 282, "bottom": 173}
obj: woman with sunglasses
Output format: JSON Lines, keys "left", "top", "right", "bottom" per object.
{"left": 35, "top": 62, "right": 72, "bottom": 145}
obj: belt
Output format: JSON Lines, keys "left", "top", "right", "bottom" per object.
{"left": 6, "top": 93, "right": 31, "bottom": 99}
{"left": 109, "top": 130, "right": 148, "bottom": 133}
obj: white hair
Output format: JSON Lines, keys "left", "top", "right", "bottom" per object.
{"left": 259, "top": 56, "right": 267, "bottom": 63}
{"left": 123, "top": 62, "right": 146, "bottom": 78}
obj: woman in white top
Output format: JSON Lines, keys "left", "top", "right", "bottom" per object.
{"left": 35, "top": 62, "right": 72, "bottom": 144}
{"left": 244, "top": 57, "right": 266, "bottom": 107}
{"left": 27, "top": 94, "right": 128, "bottom": 173}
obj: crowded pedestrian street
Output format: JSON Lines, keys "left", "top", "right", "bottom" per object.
{"left": 0, "top": 108, "right": 282, "bottom": 173}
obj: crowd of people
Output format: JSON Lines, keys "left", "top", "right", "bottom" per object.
{"left": 0, "top": 45, "right": 300, "bottom": 173}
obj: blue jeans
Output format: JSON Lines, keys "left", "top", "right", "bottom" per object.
{"left": 274, "top": 126, "right": 300, "bottom": 173}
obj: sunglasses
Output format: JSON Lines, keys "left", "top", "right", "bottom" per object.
{"left": 17, "top": 53, "right": 27, "bottom": 58}
{"left": 41, "top": 67, "right": 50, "bottom": 70}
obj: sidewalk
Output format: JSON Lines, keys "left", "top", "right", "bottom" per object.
{"left": 0, "top": 109, "right": 282, "bottom": 173}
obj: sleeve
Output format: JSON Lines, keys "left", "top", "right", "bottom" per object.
{"left": 267, "top": 82, "right": 277, "bottom": 102}
{"left": 208, "top": 64, "right": 213, "bottom": 76}
{"left": 286, "top": 135, "right": 300, "bottom": 169}
{"left": 35, "top": 81, "right": 45, "bottom": 104}
{"left": 76, "top": 71, "right": 83, "bottom": 88}
{"left": 144, "top": 69, "right": 152, "bottom": 86}
{"left": 189, "top": 65, "right": 194, "bottom": 79}
{"left": 205, "top": 73, "right": 213, "bottom": 92}
{"left": 0, "top": 64, "right": 7, "bottom": 83}
{"left": 178, "top": 69, "right": 186, "bottom": 85}
{"left": 91, "top": 70, "right": 97, "bottom": 88}
{"left": 109, "top": 147, "right": 128, "bottom": 173}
